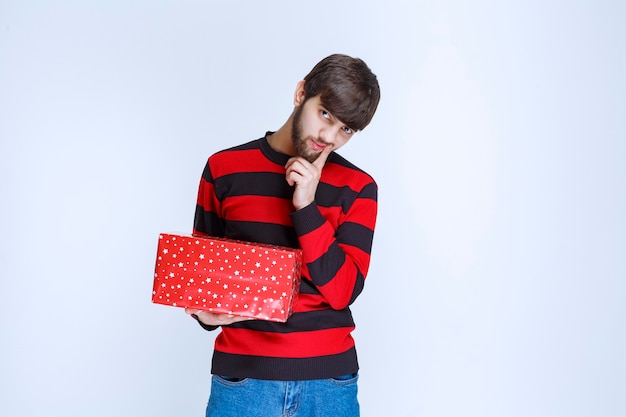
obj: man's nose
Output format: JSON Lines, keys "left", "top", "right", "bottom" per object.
{"left": 319, "top": 126, "right": 339, "bottom": 144}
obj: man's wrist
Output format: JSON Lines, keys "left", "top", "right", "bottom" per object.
{"left": 290, "top": 202, "right": 326, "bottom": 235}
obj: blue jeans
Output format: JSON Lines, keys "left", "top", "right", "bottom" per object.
{"left": 206, "top": 374, "right": 360, "bottom": 417}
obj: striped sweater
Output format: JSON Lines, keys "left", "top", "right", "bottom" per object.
{"left": 193, "top": 133, "right": 378, "bottom": 380}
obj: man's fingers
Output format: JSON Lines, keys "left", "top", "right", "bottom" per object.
{"left": 285, "top": 159, "right": 303, "bottom": 186}
{"left": 313, "top": 145, "right": 333, "bottom": 170}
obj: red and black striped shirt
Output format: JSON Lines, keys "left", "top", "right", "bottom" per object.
{"left": 193, "top": 133, "right": 377, "bottom": 380}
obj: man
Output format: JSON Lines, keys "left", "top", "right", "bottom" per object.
{"left": 185, "top": 53, "right": 380, "bottom": 417}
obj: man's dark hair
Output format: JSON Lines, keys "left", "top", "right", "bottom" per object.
{"left": 303, "top": 54, "right": 380, "bottom": 131}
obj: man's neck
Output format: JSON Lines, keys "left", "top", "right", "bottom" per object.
{"left": 267, "top": 114, "right": 297, "bottom": 156}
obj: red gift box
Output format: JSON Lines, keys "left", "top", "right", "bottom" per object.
{"left": 152, "top": 233, "right": 302, "bottom": 322}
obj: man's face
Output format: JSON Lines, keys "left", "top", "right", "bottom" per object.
{"left": 292, "top": 95, "right": 355, "bottom": 163}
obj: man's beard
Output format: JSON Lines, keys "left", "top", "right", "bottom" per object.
{"left": 291, "top": 105, "right": 322, "bottom": 163}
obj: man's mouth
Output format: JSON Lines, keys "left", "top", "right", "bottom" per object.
{"left": 311, "top": 139, "right": 327, "bottom": 151}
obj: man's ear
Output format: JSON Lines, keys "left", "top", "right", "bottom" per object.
{"left": 293, "top": 80, "right": 306, "bottom": 106}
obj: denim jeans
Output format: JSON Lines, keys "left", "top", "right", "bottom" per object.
{"left": 205, "top": 373, "right": 359, "bottom": 417}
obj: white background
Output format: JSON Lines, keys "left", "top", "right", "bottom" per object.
{"left": 1, "top": 1, "right": 624, "bottom": 416}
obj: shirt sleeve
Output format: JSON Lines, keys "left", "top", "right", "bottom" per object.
{"left": 290, "top": 181, "right": 378, "bottom": 310}
{"left": 193, "top": 158, "right": 225, "bottom": 238}
{"left": 191, "top": 159, "right": 223, "bottom": 331}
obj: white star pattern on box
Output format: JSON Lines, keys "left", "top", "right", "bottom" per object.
{"left": 152, "top": 233, "right": 302, "bottom": 322}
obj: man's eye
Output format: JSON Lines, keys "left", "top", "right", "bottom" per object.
{"left": 343, "top": 127, "right": 353, "bottom": 135}
{"left": 321, "top": 110, "right": 330, "bottom": 119}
